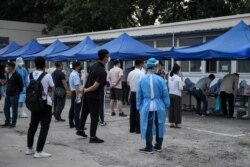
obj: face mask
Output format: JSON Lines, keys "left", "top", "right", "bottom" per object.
{"left": 5, "top": 67, "right": 8, "bottom": 73}
{"left": 108, "top": 57, "right": 111, "bottom": 62}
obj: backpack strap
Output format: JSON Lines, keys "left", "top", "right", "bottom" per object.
{"left": 37, "top": 72, "right": 47, "bottom": 82}
{"left": 29, "top": 73, "right": 34, "bottom": 80}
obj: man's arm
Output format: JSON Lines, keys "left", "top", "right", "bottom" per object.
{"left": 84, "top": 82, "right": 100, "bottom": 93}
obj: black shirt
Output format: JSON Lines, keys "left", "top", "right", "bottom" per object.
{"left": 85, "top": 62, "right": 107, "bottom": 99}
{"left": 52, "top": 69, "right": 66, "bottom": 89}
{"left": 6, "top": 71, "right": 23, "bottom": 96}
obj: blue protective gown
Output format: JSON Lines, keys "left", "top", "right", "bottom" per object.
{"left": 16, "top": 67, "right": 29, "bottom": 103}
{"left": 136, "top": 73, "right": 170, "bottom": 139}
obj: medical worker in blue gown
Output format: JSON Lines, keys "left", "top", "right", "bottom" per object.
{"left": 15, "top": 57, "right": 29, "bottom": 118}
{"left": 136, "top": 58, "right": 170, "bottom": 154}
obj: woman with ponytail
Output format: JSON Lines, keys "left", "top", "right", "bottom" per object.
{"left": 168, "top": 64, "right": 183, "bottom": 128}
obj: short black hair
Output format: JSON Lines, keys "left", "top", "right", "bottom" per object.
{"left": 234, "top": 73, "right": 239, "bottom": 77}
{"left": 209, "top": 74, "right": 215, "bottom": 80}
{"left": 98, "top": 49, "right": 109, "bottom": 61}
{"left": 135, "top": 60, "right": 143, "bottom": 66}
{"left": 113, "top": 60, "right": 120, "bottom": 66}
{"left": 6, "top": 61, "right": 15, "bottom": 69}
{"left": 72, "top": 61, "right": 81, "bottom": 70}
{"left": 35, "top": 56, "right": 46, "bottom": 69}
{"left": 55, "top": 62, "right": 62, "bottom": 68}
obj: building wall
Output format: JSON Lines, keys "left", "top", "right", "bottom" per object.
{"left": 0, "top": 20, "right": 62, "bottom": 45}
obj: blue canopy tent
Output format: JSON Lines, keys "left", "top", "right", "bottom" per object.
{"left": 46, "top": 36, "right": 97, "bottom": 61}
{"left": 172, "top": 21, "right": 250, "bottom": 60}
{"left": 77, "top": 33, "right": 169, "bottom": 60}
{"left": 1, "top": 39, "right": 45, "bottom": 60}
{"left": 23, "top": 40, "right": 70, "bottom": 61}
{"left": 0, "top": 42, "right": 22, "bottom": 60}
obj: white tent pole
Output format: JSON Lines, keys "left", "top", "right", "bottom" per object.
{"left": 171, "top": 26, "right": 175, "bottom": 69}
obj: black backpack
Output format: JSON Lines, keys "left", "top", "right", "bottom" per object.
{"left": 26, "top": 72, "right": 47, "bottom": 112}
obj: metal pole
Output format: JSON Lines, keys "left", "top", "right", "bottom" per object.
{"left": 171, "top": 26, "right": 175, "bottom": 69}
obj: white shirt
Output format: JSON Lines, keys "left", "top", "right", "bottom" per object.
{"left": 69, "top": 70, "right": 82, "bottom": 91}
{"left": 107, "top": 66, "right": 124, "bottom": 89}
{"left": 32, "top": 70, "right": 54, "bottom": 106}
{"left": 168, "top": 74, "right": 183, "bottom": 96}
{"left": 127, "top": 68, "right": 145, "bottom": 92}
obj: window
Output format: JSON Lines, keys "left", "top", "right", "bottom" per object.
{"left": 156, "top": 38, "right": 176, "bottom": 48}
{"left": 125, "top": 61, "right": 133, "bottom": 69}
{"left": 167, "top": 60, "right": 172, "bottom": 71}
{"left": 140, "top": 40, "right": 154, "bottom": 47}
{"left": 179, "top": 37, "right": 203, "bottom": 47}
{"left": 206, "top": 60, "right": 217, "bottom": 73}
{"left": 0, "top": 37, "right": 9, "bottom": 46}
{"left": 237, "top": 60, "right": 250, "bottom": 73}
{"left": 180, "top": 61, "right": 189, "bottom": 72}
{"left": 190, "top": 61, "right": 202, "bottom": 72}
{"left": 218, "top": 61, "right": 231, "bottom": 72}
{"left": 206, "top": 36, "right": 218, "bottom": 42}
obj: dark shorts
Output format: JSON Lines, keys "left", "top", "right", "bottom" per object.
{"left": 110, "top": 88, "right": 123, "bottom": 101}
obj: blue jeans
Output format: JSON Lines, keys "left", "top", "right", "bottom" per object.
{"left": 192, "top": 88, "right": 208, "bottom": 115}
{"left": 146, "top": 111, "right": 163, "bottom": 150}
{"left": 4, "top": 95, "right": 19, "bottom": 125}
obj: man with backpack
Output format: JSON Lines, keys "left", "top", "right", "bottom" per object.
{"left": 25, "top": 56, "right": 54, "bottom": 158}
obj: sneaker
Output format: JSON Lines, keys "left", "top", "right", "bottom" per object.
{"left": 25, "top": 148, "right": 35, "bottom": 155}
{"left": 1, "top": 123, "right": 10, "bottom": 128}
{"left": 89, "top": 137, "right": 104, "bottom": 143}
{"left": 119, "top": 112, "right": 127, "bottom": 117}
{"left": 139, "top": 148, "right": 154, "bottom": 154}
{"left": 111, "top": 112, "right": 116, "bottom": 116}
{"left": 19, "top": 111, "right": 28, "bottom": 118}
{"left": 99, "top": 121, "right": 107, "bottom": 126}
{"left": 55, "top": 118, "right": 66, "bottom": 122}
{"left": 34, "top": 151, "right": 51, "bottom": 158}
{"left": 154, "top": 147, "right": 163, "bottom": 152}
{"left": 76, "top": 131, "right": 88, "bottom": 138}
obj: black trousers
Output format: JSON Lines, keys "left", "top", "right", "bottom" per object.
{"left": 220, "top": 91, "right": 235, "bottom": 117}
{"left": 68, "top": 91, "right": 82, "bottom": 129}
{"left": 79, "top": 95, "right": 100, "bottom": 137}
{"left": 27, "top": 105, "right": 52, "bottom": 152}
{"left": 129, "top": 92, "right": 140, "bottom": 133}
{"left": 53, "top": 93, "right": 66, "bottom": 120}
{"left": 169, "top": 94, "right": 182, "bottom": 124}
{"left": 122, "top": 82, "right": 130, "bottom": 104}
{"left": 99, "top": 91, "right": 105, "bottom": 122}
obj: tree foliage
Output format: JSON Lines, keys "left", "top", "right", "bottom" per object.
{"left": 0, "top": 0, "right": 249, "bottom": 34}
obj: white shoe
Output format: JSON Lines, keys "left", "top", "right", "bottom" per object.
{"left": 34, "top": 151, "right": 51, "bottom": 158}
{"left": 25, "top": 148, "right": 35, "bottom": 155}
{"left": 19, "top": 111, "right": 28, "bottom": 118}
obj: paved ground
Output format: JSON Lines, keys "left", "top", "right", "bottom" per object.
{"left": 0, "top": 99, "right": 250, "bottom": 167}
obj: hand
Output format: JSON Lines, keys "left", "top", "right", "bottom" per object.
{"left": 66, "top": 91, "right": 71, "bottom": 96}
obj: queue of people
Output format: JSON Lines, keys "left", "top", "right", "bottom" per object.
{"left": 0, "top": 50, "right": 243, "bottom": 157}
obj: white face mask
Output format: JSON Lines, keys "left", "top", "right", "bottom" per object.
{"left": 5, "top": 67, "right": 8, "bottom": 73}
{"left": 108, "top": 57, "right": 111, "bottom": 62}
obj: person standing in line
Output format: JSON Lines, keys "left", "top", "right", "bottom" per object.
{"left": 68, "top": 61, "right": 82, "bottom": 129}
{"left": 76, "top": 49, "right": 109, "bottom": 143}
{"left": 220, "top": 73, "right": 239, "bottom": 118}
{"left": 52, "top": 62, "right": 70, "bottom": 122}
{"left": 127, "top": 60, "right": 145, "bottom": 134}
{"left": 192, "top": 74, "right": 215, "bottom": 116}
{"left": 26, "top": 56, "right": 54, "bottom": 158}
{"left": 168, "top": 64, "right": 183, "bottom": 128}
{"left": 107, "top": 60, "right": 127, "bottom": 117}
{"left": 137, "top": 58, "right": 170, "bottom": 154}
{"left": 122, "top": 66, "right": 135, "bottom": 105}
{"left": 0, "top": 61, "right": 23, "bottom": 128}
{"left": 15, "top": 57, "right": 29, "bottom": 118}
